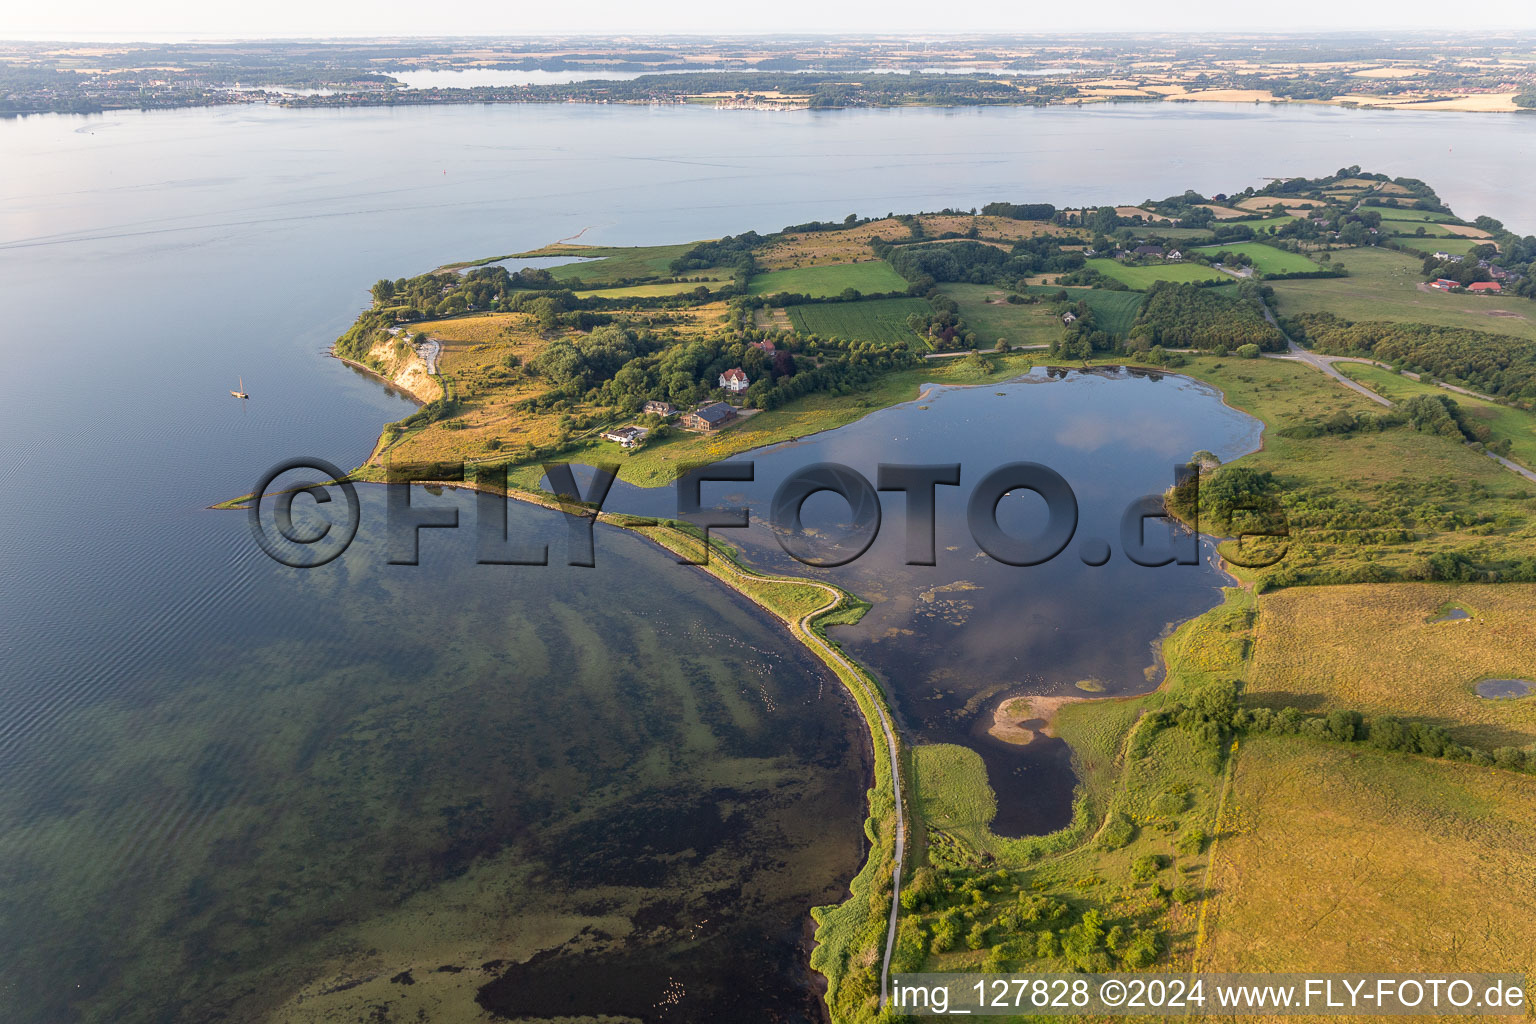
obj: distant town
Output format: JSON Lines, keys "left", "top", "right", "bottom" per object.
{"left": 4, "top": 33, "right": 1535, "bottom": 116}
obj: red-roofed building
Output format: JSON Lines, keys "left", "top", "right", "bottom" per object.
{"left": 1468, "top": 281, "right": 1502, "bottom": 294}
{"left": 750, "top": 339, "right": 776, "bottom": 353}
{"left": 718, "top": 367, "right": 750, "bottom": 393}
{"left": 1431, "top": 279, "right": 1460, "bottom": 291}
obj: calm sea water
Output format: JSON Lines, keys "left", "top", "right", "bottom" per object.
{"left": 1, "top": 100, "right": 1533, "bottom": 1021}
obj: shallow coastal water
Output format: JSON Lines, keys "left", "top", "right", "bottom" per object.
{"left": 2, "top": 99, "right": 1534, "bottom": 1019}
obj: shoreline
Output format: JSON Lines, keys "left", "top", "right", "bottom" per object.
{"left": 214, "top": 311, "right": 1271, "bottom": 1011}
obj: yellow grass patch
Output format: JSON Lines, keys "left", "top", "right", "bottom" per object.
{"left": 1437, "top": 223, "right": 1494, "bottom": 239}
{"left": 1234, "top": 196, "right": 1323, "bottom": 212}
{"left": 1115, "top": 206, "right": 1172, "bottom": 222}
{"left": 755, "top": 218, "right": 911, "bottom": 270}
{"left": 1196, "top": 203, "right": 1248, "bottom": 219}
{"left": 1199, "top": 734, "right": 1536, "bottom": 984}
{"left": 1181, "top": 89, "right": 1279, "bottom": 103}
{"left": 1250, "top": 584, "right": 1536, "bottom": 749}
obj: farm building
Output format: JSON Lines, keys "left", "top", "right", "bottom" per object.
{"left": 1468, "top": 281, "right": 1502, "bottom": 294}
{"left": 1431, "top": 278, "right": 1461, "bottom": 290}
{"left": 681, "top": 403, "right": 738, "bottom": 432}
{"left": 1132, "top": 245, "right": 1165, "bottom": 258}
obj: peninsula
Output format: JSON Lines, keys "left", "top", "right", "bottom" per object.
{"left": 326, "top": 167, "right": 1536, "bottom": 1020}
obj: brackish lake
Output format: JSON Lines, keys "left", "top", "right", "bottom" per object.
{"left": 2, "top": 99, "right": 1533, "bottom": 1021}
{"left": 583, "top": 365, "right": 1263, "bottom": 836}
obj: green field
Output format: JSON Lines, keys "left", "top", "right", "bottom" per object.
{"left": 1193, "top": 242, "right": 1320, "bottom": 275}
{"left": 1361, "top": 205, "right": 1457, "bottom": 222}
{"left": 1381, "top": 220, "right": 1463, "bottom": 238}
{"left": 785, "top": 297, "right": 930, "bottom": 348}
{"left": 1336, "top": 362, "right": 1536, "bottom": 470}
{"left": 1214, "top": 215, "right": 1297, "bottom": 232}
{"left": 1086, "top": 258, "right": 1227, "bottom": 289}
{"left": 1126, "top": 226, "right": 1216, "bottom": 241}
{"left": 1019, "top": 285, "right": 1146, "bottom": 339}
{"left": 491, "top": 243, "right": 703, "bottom": 285}
{"left": 747, "top": 261, "right": 909, "bottom": 297}
{"left": 1270, "top": 246, "right": 1536, "bottom": 344}
{"left": 939, "top": 283, "right": 1069, "bottom": 346}
{"left": 1397, "top": 235, "right": 1498, "bottom": 256}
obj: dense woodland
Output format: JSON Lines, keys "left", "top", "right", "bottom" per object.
{"left": 1288, "top": 312, "right": 1536, "bottom": 400}
{"left": 1128, "top": 282, "right": 1284, "bottom": 353}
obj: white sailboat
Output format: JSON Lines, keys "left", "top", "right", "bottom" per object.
{"left": 230, "top": 376, "right": 249, "bottom": 399}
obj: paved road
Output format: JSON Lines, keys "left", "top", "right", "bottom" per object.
{"left": 1260, "top": 305, "right": 1394, "bottom": 407}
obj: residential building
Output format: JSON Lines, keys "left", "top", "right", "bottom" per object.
{"left": 718, "top": 367, "right": 750, "bottom": 393}
{"left": 601, "top": 425, "right": 650, "bottom": 448}
{"left": 681, "top": 403, "right": 738, "bottom": 432}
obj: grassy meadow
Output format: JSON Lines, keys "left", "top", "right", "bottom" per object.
{"left": 939, "top": 284, "right": 1066, "bottom": 346}
{"left": 1194, "top": 242, "right": 1320, "bottom": 275}
{"left": 1168, "top": 354, "right": 1536, "bottom": 587}
{"left": 504, "top": 242, "right": 704, "bottom": 284}
{"left": 1198, "top": 734, "right": 1536, "bottom": 982}
{"left": 1335, "top": 362, "right": 1536, "bottom": 469}
{"left": 1022, "top": 285, "right": 1146, "bottom": 338}
{"left": 1270, "top": 246, "right": 1536, "bottom": 343}
{"left": 1249, "top": 584, "right": 1536, "bottom": 750}
{"left": 1086, "top": 258, "right": 1227, "bottom": 289}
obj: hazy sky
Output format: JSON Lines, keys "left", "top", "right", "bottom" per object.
{"left": 7, "top": 0, "right": 1536, "bottom": 42}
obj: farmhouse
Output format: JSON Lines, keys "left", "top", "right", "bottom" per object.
{"left": 1166, "top": 250, "right": 1184, "bottom": 261}
{"left": 642, "top": 400, "right": 676, "bottom": 417}
{"left": 718, "top": 367, "right": 750, "bottom": 393}
{"left": 1433, "top": 251, "right": 1451, "bottom": 261}
{"left": 1062, "top": 311, "right": 1077, "bottom": 324}
{"left": 681, "top": 402, "right": 738, "bottom": 432}
{"left": 1132, "top": 244, "right": 1165, "bottom": 258}
{"left": 601, "top": 425, "right": 649, "bottom": 448}
{"left": 1468, "top": 281, "right": 1502, "bottom": 294}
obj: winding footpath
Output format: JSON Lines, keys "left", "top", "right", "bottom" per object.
{"left": 788, "top": 582, "right": 908, "bottom": 1012}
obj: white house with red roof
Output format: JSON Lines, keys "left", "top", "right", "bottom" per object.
{"left": 718, "top": 367, "right": 750, "bottom": 393}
